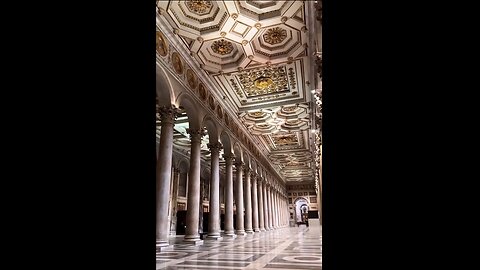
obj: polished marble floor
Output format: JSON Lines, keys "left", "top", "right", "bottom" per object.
{"left": 157, "top": 220, "right": 322, "bottom": 270}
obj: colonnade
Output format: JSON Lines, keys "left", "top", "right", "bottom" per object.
{"left": 156, "top": 105, "right": 291, "bottom": 247}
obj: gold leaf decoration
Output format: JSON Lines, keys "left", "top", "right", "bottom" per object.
{"left": 185, "top": 0, "right": 213, "bottom": 15}
{"left": 211, "top": 39, "right": 234, "bottom": 55}
{"left": 263, "top": 27, "right": 287, "bottom": 45}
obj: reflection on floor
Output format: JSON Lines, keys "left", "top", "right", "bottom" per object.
{"left": 157, "top": 222, "right": 322, "bottom": 270}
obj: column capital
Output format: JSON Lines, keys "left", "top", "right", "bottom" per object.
{"left": 243, "top": 166, "right": 252, "bottom": 174}
{"left": 257, "top": 176, "right": 264, "bottom": 185}
{"left": 173, "top": 167, "right": 181, "bottom": 174}
{"left": 186, "top": 128, "right": 206, "bottom": 142}
{"left": 223, "top": 154, "right": 235, "bottom": 163}
{"left": 207, "top": 142, "right": 223, "bottom": 152}
{"left": 234, "top": 161, "right": 245, "bottom": 168}
{"left": 250, "top": 171, "right": 257, "bottom": 179}
{"left": 157, "top": 104, "right": 180, "bottom": 126}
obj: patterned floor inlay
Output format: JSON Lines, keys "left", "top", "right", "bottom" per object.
{"left": 156, "top": 222, "right": 322, "bottom": 270}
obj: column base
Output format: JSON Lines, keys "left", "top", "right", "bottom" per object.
{"left": 223, "top": 233, "right": 237, "bottom": 239}
{"left": 183, "top": 236, "right": 204, "bottom": 245}
{"left": 224, "top": 230, "right": 235, "bottom": 235}
{"left": 156, "top": 241, "right": 170, "bottom": 252}
{"left": 206, "top": 234, "right": 223, "bottom": 240}
{"left": 254, "top": 228, "right": 260, "bottom": 232}
{"left": 260, "top": 228, "right": 266, "bottom": 232}
{"left": 236, "top": 230, "right": 246, "bottom": 236}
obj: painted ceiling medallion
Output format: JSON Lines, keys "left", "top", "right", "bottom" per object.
{"left": 171, "top": 52, "right": 184, "bottom": 75}
{"left": 211, "top": 39, "right": 234, "bottom": 55}
{"left": 263, "top": 27, "right": 287, "bottom": 45}
{"left": 185, "top": 0, "right": 213, "bottom": 15}
{"left": 186, "top": 69, "right": 197, "bottom": 89}
{"left": 156, "top": 31, "right": 168, "bottom": 57}
{"left": 198, "top": 83, "right": 207, "bottom": 100}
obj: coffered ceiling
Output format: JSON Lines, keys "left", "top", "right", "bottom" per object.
{"left": 156, "top": 0, "right": 321, "bottom": 182}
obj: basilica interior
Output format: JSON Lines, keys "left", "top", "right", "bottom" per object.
{"left": 156, "top": 1, "right": 322, "bottom": 269}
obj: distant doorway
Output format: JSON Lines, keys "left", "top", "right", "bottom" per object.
{"left": 293, "top": 197, "right": 309, "bottom": 225}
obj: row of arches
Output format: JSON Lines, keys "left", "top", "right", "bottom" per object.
{"left": 157, "top": 63, "right": 266, "bottom": 171}
{"left": 156, "top": 63, "right": 290, "bottom": 247}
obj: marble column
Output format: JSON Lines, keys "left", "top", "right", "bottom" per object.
{"left": 268, "top": 185, "right": 274, "bottom": 230}
{"left": 184, "top": 128, "right": 205, "bottom": 245}
{"left": 271, "top": 188, "right": 277, "bottom": 229}
{"left": 244, "top": 167, "right": 253, "bottom": 234}
{"left": 284, "top": 196, "right": 287, "bottom": 225}
{"left": 207, "top": 142, "right": 223, "bottom": 240}
{"left": 275, "top": 191, "right": 280, "bottom": 228}
{"left": 276, "top": 191, "right": 280, "bottom": 228}
{"left": 234, "top": 161, "right": 246, "bottom": 236}
{"left": 263, "top": 182, "right": 270, "bottom": 231}
{"left": 278, "top": 194, "right": 282, "bottom": 227}
{"left": 279, "top": 195, "right": 283, "bottom": 227}
{"left": 272, "top": 189, "right": 277, "bottom": 229}
{"left": 223, "top": 154, "right": 236, "bottom": 238}
{"left": 251, "top": 172, "right": 259, "bottom": 232}
{"left": 285, "top": 197, "right": 288, "bottom": 226}
{"left": 257, "top": 178, "right": 265, "bottom": 231}
{"left": 169, "top": 168, "right": 180, "bottom": 234}
{"left": 156, "top": 105, "right": 178, "bottom": 248}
